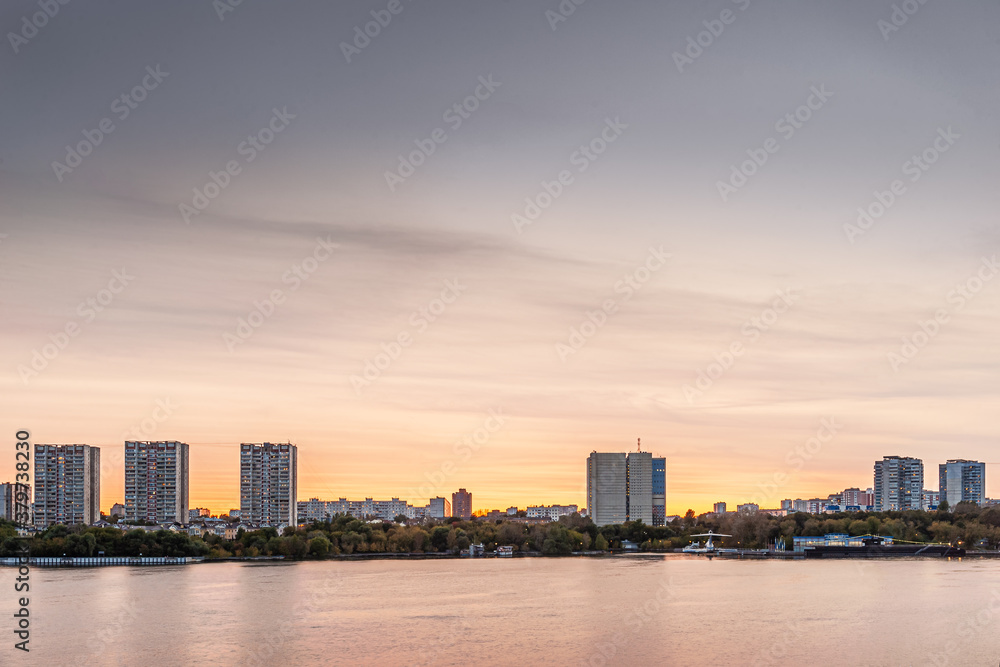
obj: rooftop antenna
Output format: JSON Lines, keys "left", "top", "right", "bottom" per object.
{"left": 637, "top": 438, "right": 641, "bottom": 452}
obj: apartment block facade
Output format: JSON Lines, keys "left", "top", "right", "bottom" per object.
{"left": 125, "top": 441, "right": 190, "bottom": 524}
{"left": 0, "top": 482, "right": 30, "bottom": 522}
{"left": 939, "top": 460, "right": 986, "bottom": 507}
{"left": 33, "top": 444, "right": 101, "bottom": 527}
{"left": 240, "top": 442, "right": 297, "bottom": 527}
{"left": 525, "top": 504, "right": 578, "bottom": 520}
{"left": 452, "top": 488, "right": 472, "bottom": 520}
{"left": 428, "top": 496, "right": 451, "bottom": 519}
{"left": 652, "top": 457, "right": 667, "bottom": 526}
{"left": 874, "top": 456, "right": 924, "bottom": 511}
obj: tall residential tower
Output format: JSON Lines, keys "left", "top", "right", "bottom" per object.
{"left": 452, "top": 489, "right": 472, "bottom": 519}
{"left": 873, "top": 456, "right": 924, "bottom": 511}
{"left": 124, "top": 441, "right": 190, "bottom": 524}
{"left": 33, "top": 444, "right": 101, "bottom": 527}
{"left": 939, "top": 460, "right": 986, "bottom": 507}
{"left": 240, "top": 442, "right": 298, "bottom": 527}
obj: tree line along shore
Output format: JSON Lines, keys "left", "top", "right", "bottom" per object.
{"left": 2, "top": 503, "right": 998, "bottom": 559}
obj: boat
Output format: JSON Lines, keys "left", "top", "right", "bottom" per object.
{"left": 801, "top": 535, "right": 965, "bottom": 558}
{"left": 496, "top": 545, "right": 514, "bottom": 557}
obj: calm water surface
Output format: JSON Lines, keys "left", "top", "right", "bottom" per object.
{"left": 16, "top": 555, "right": 1000, "bottom": 666}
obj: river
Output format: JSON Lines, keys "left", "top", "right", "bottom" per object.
{"left": 13, "top": 555, "right": 1000, "bottom": 665}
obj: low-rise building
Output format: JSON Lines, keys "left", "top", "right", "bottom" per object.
{"left": 188, "top": 508, "right": 211, "bottom": 521}
{"left": 922, "top": 490, "right": 940, "bottom": 511}
{"left": 759, "top": 509, "right": 787, "bottom": 517}
{"left": 793, "top": 533, "right": 893, "bottom": 552}
{"left": 525, "top": 504, "right": 578, "bottom": 521}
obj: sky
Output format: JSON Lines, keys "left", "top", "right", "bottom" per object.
{"left": 1, "top": 1, "right": 998, "bottom": 515}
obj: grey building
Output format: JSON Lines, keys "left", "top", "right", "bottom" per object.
{"left": 627, "top": 452, "right": 653, "bottom": 525}
{"left": 939, "top": 460, "right": 986, "bottom": 507}
{"left": 33, "top": 444, "right": 101, "bottom": 527}
{"left": 874, "top": 456, "right": 924, "bottom": 511}
{"left": 0, "top": 482, "right": 30, "bottom": 522}
{"left": 240, "top": 442, "right": 297, "bottom": 527}
{"left": 125, "top": 441, "right": 190, "bottom": 524}
{"left": 587, "top": 452, "right": 627, "bottom": 526}
{"left": 586, "top": 451, "right": 655, "bottom": 526}
{"left": 428, "top": 496, "right": 451, "bottom": 519}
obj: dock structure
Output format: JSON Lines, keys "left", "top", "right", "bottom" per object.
{"left": 0, "top": 556, "right": 205, "bottom": 567}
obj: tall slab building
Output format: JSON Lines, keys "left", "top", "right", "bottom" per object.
{"left": 873, "top": 456, "right": 924, "bottom": 511}
{"left": 452, "top": 488, "right": 472, "bottom": 519}
{"left": 0, "top": 482, "right": 30, "bottom": 522}
{"left": 124, "top": 441, "right": 190, "bottom": 524}
{"left": 587, "top": 451, "right": 659, "bottom": 526}
{"left": 587, "top": 452, "right": 627, "bottom": 526}
{"left": 652, "top": 457, "right": 667, "bottom": 526}
{"left": 33, "top": 444, "right": 101, "bottom": 527}
{"left": 240, "top": 442, "right": 297, "bottom": 527}
{"left": 939, "top": 460, "right": 986, "bottom": 507}
{"left": 626, "top": 452, "right": 653, "bottom": 525}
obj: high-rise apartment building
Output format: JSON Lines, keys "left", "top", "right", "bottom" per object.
{"left": 452, "top": 489, "right": 472, "bottom": 520}
{"left": 428, "top": 496, "right": 451, "bottom": 519}
{"left": 874, "top": 456, "right": 924, "bottom": 511}
{"left": 587, "top": 452, "right": 627, "bottom": 526}
{"left": 652, "top": 457, "right": 666, "bottom": 526}
{"left": 0, "top": 482, "right": 12, "bottom": 521}
{"left": 124, "top": 441, "right": 189, "bottom": 524}
{"left": 240, "top": 443, "right": 297, "bottom": 527}
{"left": 939, "top": 460, "right": 986, "bottom": 507}
{"left": 586, "top": 451, "right": 656, "bottom": 526}
{"left": 627, "top": 452, "right": 653, "bottom": 524}
{"left": 33, "top": 444, "right": 101, "bottom": 527}
{"left": 1, "top": 482, "right": 25, "bottom": 522}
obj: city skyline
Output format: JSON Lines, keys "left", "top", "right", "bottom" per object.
{"left": 9, "top": 436, "right": 994, "bottom": 518}
{"left": 3, "top": 1, "right": 999, "bottom": 518}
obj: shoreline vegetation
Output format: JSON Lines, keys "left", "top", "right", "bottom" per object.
{"left": 3, "top": 503, "right": 998, "bottom": 561}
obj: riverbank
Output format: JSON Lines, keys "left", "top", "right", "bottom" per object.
{"left": 6, "top": 549, "right": 998, "bottom": 567}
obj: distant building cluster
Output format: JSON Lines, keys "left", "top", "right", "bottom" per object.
{"left": 711, "top": 456, "right": 988, "bottom": 518}
{"left": 18, "top": 441, "right": 303, "bottom": 530}
{"left": 4, "top": 439, "right": 991, "bottom": 531}
{"left": 298, "top": 497, "right": 417, "bottom": 522}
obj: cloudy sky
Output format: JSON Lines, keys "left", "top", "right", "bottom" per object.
{"left": 1, "top": 0, "right": 998, "bottom": 514}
